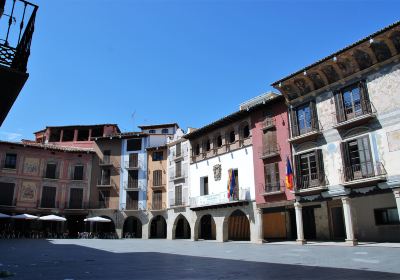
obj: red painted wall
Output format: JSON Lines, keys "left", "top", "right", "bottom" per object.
{"left": 250, "top": 97, "right": 295, "bottom": 205}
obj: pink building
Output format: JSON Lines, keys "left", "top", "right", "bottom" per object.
{"left": 249, "top": 94, "right": 295, "bottom": 241}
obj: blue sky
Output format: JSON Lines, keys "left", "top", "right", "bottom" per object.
{"left": 1, "top": 0, "right": 399, "bottom": 141}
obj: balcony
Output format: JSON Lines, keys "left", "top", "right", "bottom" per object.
{"left": 341, "top": 161, "right": 387, "bottom": 187}
{"left": 124, "top": 160, "right": 141, "bottom": 170}
{"left": 123, "top": 180, "right": 144, "bottom": 191}
{"left": 258, "top": 145, "right": 280, "bottom": 160}
{"left": 258, "top": 181, "right": 285, "bottom": 196}
{"left": 170, "top": 169, "right": 186, "bottom": 181}
{"left": 125, "top": 201, "right": 139, "bottom": 210}
{"left": 99, "top": 156, "right": 112, "bottom": 167}
{"left": 151, "top": 183, "right": 166, "bottom": 190}
{"left": 97, "top": 178, "right": 114, "bottom": 188}
{"left": 295, "top": 173, "right": 327, "bottom": 194}
{"left": 150, "top": 201, "right": 166, "bottom": 211}
{"left": 289, "top": 121, "right": 322, "bottom": 144}
{"left": 332, "top": 101, "right": 376, "bottom": 129}
{"left": 0, "top": 0, "right": 38, "bottom": 125}
{"left": 173, "top": 150, "right": 183, "bottom": 161}
{"left": 190, "top": 188, "right": 250, "bottom": 209}
{"left": 261, "top": 118, "right": 276, "bottom": 130}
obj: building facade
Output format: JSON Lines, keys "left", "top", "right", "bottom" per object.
{"left": 272, "top": 22, "right": 400, "bottom": 244}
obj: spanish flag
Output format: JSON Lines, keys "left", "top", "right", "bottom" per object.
{"left": 285, "top": 157, "right": 294, "bottom": 190}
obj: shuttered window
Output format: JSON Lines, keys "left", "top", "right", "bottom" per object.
{"left": 176, "top": 143, "right": 182, "bottom": 157}
{"left": 153, "top": 170, "right": 162, "bottom": 186}
{"left": 69, "top": 188, "right": 83, "bottom": 209}
{"left": 41, "top": 186, "right": 56, "bottom": 208}
{"left": 45, "top": 163, "right": 57, "bottom": 179}
{"left": 73, "top": 165, "right": 84, "bottom": 180}
{"left": 128, "top": 170, "right": 139, "bottom": 188}
{"left": 175, "top": 185, "right": 182, "bottom": 206}
{"left": 0, "top": 182, "right": 14, "bottom": 206}
{"left": 4, "top": 153, "right": 17, "bottom": 169}
{"left": 290, "top": 101, "right": 319, "bottom": 137}
{"left": 129, "top": 153, "right": 138, "bottom": 168}
{"left": 153, "top": 190, "right": 162, "bottom": 210}
{"left": 175, "top": 161, "right": 182, "bottom": 178}
{"left": 294, "top": 150, "right": 325, "bottom": 189}
{"left": 264, "top": 163, "right": 280, "bottom": 190}
{"left": 126, "top": 191, "right": 138, "bottom": 210}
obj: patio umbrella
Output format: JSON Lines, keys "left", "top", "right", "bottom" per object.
{"left": 84, "top": 216, "right": 111, "bottom": 222}
{"left": 39, "top": 215, "right": 66, "bottom": 222}
{"left": 12, "top": 214, "right": 38, "bottom": 220}
{"left": 0, "top": 213, "right": 10, "bottom": 218}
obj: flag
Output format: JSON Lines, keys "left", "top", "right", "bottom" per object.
{"left": 285, "top": 157, "right": 294, "bottom": 190}
{"left": 227, "top": 169, "right": 236, "bottom": 199}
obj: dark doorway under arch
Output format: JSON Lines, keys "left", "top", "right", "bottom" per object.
{"left": 199, "top": 214, "right": 216, "bottom": 240}
{"left": 150, "top": 215, "right": 167, "bottom": 238}
{"left": 123, "top": 216, "right": 142, "bottom": 238}
{"left": 228, "top": 210, "right": 250, "bottom": 241}
{"left": 174, "top": 216, "right": 191, "bottom": 239}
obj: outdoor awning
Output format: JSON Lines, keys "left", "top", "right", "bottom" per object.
{"left": 39, "top": 215, "right": 66, "bottom": 222}
{"left": 12, "top": 214, "right": 39, "bottom": 220}
{"left": 0, "top": 213, "right": 10, "bottom": 218}
{"left": 84, "top": 216, "right": 111, "bottom": 222}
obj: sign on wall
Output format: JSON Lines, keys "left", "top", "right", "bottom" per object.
{"left": 20, "top": 181, "right": 37, "bottom": 202}
{"left": 213, "top": 164, "right": 221, "bottom": 181}
{"left": 23, "top": 157, "right": 40, "bottom": 175}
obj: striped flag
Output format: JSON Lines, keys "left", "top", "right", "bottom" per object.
{"left": 285, "top": 157, "right": 294, "bottom": 190}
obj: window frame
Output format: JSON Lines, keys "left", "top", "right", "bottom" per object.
{"left": 4, "top": 153, "right": 17, "bottom": 169}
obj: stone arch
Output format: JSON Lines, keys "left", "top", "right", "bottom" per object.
{"left": 149, "top": 215, "right": 167, "bottom": 239}
{"left": 238, "top": 121, "right": 251, "bottom": 140}
{"left": 195, "top": 214, "right": 216, "bottom": 240}
{"left": 89, "top": 215, "right": 116, "bottom": 237}
{"left": 223, "top": 209, "right": 251, "bottom": 241}
{"left": 172, "top": 214, "right": 191, "bottom": 239}
{"left": 123, "top": 216, "right": 142, "bottom": 238}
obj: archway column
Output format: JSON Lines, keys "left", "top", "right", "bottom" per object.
{"left": 142, "top": 222, "right": 149, "bottom": 239}
{"left": 294, "top": 202, "right": 306, "bottom": 245}
{"left": 215, "top": 216, "right": 226, "bottom": 242}
{"left": 341, "top": 197, "right": 358, "bottom": 246}
{"left": 167, "top": 217, "right": 173, "bottom": 240}
{"left": 253, "top": 208, "right": 263, "bottom": 244}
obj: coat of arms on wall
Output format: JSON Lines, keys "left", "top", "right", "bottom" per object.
{"left": 20, "top": 181, "right": 37, "bottom": 202}
{"left": 213, "top": 164, "right": 221, "bottom": 181}
{"left": 23, "top": 158, "right": 40, "bottom": 175}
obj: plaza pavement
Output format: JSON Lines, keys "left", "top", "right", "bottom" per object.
{"left": 1, "top": 239, "right": 400, "bottom": 279}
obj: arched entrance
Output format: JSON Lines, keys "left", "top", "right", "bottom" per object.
{"left": 123, "top": 216, "right": 142, "bottom": 238}
{"left": 150, "top": 215, "right": 167, "bottom": 238}
{"left": 91, "top": 216, "right": 116, "bottom": 239}
{"left": 199, "top": 214, "right": 216, "bottom": 240}
{"left": 174, "top": 215, "right": 191, "bottom": 239}
{"left": 228, "top": 210, "right": 250, "bottom": 241}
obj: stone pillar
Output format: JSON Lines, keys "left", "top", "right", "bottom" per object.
{"left": 115, "top": 228, "right": 122, "bottom": 239}
{"left": 341, "top": 197, "right": 357, "bottom": 246}
{"left": 393, "top": 188, "right": 400, "bottom": 221}
{"left": 294, "top": 202, "right": 306, "bottom": 244}
{"left": 142, "top": 223, "right": 149, "bottom": 239}
{"left": 167, "top": 215, "right": 173, "bottom": 240}
{"left": 255, "top": 208, "right": 263, "bottom": 244}
{"left": 215, "top": 216, "right": 225, "bottom": 242}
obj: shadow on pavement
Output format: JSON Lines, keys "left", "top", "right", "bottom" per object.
{"left": 0, "top": 240, "right": 398, "bottom": 280}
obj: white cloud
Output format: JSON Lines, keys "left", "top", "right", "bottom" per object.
{"left": 0, "top": 131, "right": 23, "bottom": 141}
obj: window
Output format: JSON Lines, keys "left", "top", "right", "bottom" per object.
{"left": 229, "top": 130, "right": 235, "bottom": 143}
{"left": 216, "top": 135, "right": 222, "bottom": 147}
{"left": 91, "top": 127, "right": 103, "bottom": 138}
{"left": 129, "top": 153, "right": 139, "bottom": 168}
{"left": 201, "top": 176, "right": 208, "bottom": 196}
{"left": 334, "top": 81, "right": 371, "bottom": 123}
{"left": 152, "top": 151, "right": 164, "bottom": 161}
{"left": 73, "top": 165, "right": 84, "bottom": 180}
{"left": 290, "top": 102, "right": 318, "bottom": 137}
{"left": 102, "top": 150, "right": 111, "bottom": 164}
{"left": 69, "top": 188, "right": 83, "bottom": 209}
{"left": 4, "top": 153, "right": 17, "bottom": 169}
{"left": 149, "top": 129, "right": 156, "bottom": 134}
{"left": 45, "top": 163, "right": 57, "bottom": 179}
{"left": 62, "top": 129, "right": 74, "bottom": 142}
{"left": 194, "top": 144, "right": 200, "bottom": 156}
{"left": 206, "top": 139, "right": 211, "bottom": 151}
{"left": 175, "top": 161, "right": 182, "bottom": 178}
{"left": 41, "top": 186, "right": 56, "bottom": 208}
{"left": 341, "top": 136, "right": 374, "bottom": 181}
{"left": 98, "top": 190, "right": 110, "bottom": 208}
{"left": 262, "top": 128, "right": 278, "bottom": 155}
{"left": 153, "top": 170, "right": 162, "bottom": 186}
{"left": 242, "top": 124, "right": 250, "bottom": 138}
{"left": 264, "top": 162, "right": 280, "bottom": 192}
{"left": 152, "top": 190, "right": 163, "bottom": 210}
{"left": 161, "top": 128, "right": 169, "bottom": 134}
{"left": 100, "top": 169, "right": 111, "bottom": 185}
{"left": 127, "top": 139, "right": 142, "bottom": 151}
{"left": 0, "top": 182, "right": 14, "bottom": 206}
{"left": 375, "top": 208, "right": 399, "bottom": 225}
{"left": 294, "top": 150, "right": 324, "bottom": 189}
{"left": 49, "top": 129, "right": 61, "bottom": 142}
{"left": 77, "top": 129, "right": 89, "bottom": 141}
{"left": 175, "top": 185, "right": 182, "bottom": 206}
{"left": 176, "top": 143, "right": 182, "bottom": 157}
{"left": 126, "top": 191, "right": 139, "bottom": 210}
{"left": 128, "top": 170, "right": 139, "bottom": 188}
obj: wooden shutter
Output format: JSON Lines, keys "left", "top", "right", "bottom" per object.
{"left": 69, "top": 188, "right": 83, "bottom": 209}
{"left": 294, "top": 154, "right": 302, "bottom": 189}
{"left": 310, "top": 101, "right": 319, "bottom": 130}
{"left": 153, "top": 170, "right": 162, "bottom": 186}
{"left": 315, "top": 149, "right": 325, "bottom": 184}
{"left": 340, "top": 142, "right": 351, "bottom": 181}
{"left": 359, "top": 81, "right": 372, "bottom": 113}
{"left": 129, "top": 153, "right": 138, "bottom": 168}
{"left": 0, "top": 182, "right": 14, "bottom": 206}
{"left": 333, "top": 91, "right": 345, "bottom": 123}
{"left": 357, "top": 136, "right": 374, "bottom": 177}
{"left": 289, "top": 108, "right": 299, "bottom": 137}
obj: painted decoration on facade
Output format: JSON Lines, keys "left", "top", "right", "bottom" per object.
{"left": 20, "top": 181, "right": 37, "bottom": 202}
{"left": 387, "top": 130, "right": 400, "bottom": 152}
{"left": 23, "top": 157, "right": 40, "bottom": 175}
{"left": 213, "top": 164, "right": 221, "bottom": 181}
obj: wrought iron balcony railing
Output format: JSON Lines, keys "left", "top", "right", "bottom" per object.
{"left": 341, "top": 161, "right": 387, "bottom": 184}
{"left": 332, "top": 100, "right": 376, "bottom": 128}
{"left": 296, "top": 173, "right": 326, "bottom": 191}
{"left": 150, "top": 201, "right": 166, "bottom": 211}
{"left": 258, "top": 145, "right": 280, "bottom": 159}
{"left": 190, "top": 188, "right": 250, "bottom": 208}
{"left": 258, "top": 181, "right": 285, "bottom": 194}
{"left": 0, "top": 0, "right": 38, "bottom": 72}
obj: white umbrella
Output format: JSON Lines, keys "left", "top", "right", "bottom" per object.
{"left": 0, "top": 213, "right": 10, "bottom": 218}
{"left": 84, "top": 216, "right": 111, "bottom": 222}
{"left": 12, "top": 214, "right": 38, "bottom": 220}
{"left": 39, "top": 215, "right": 66, "bottom": 222}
